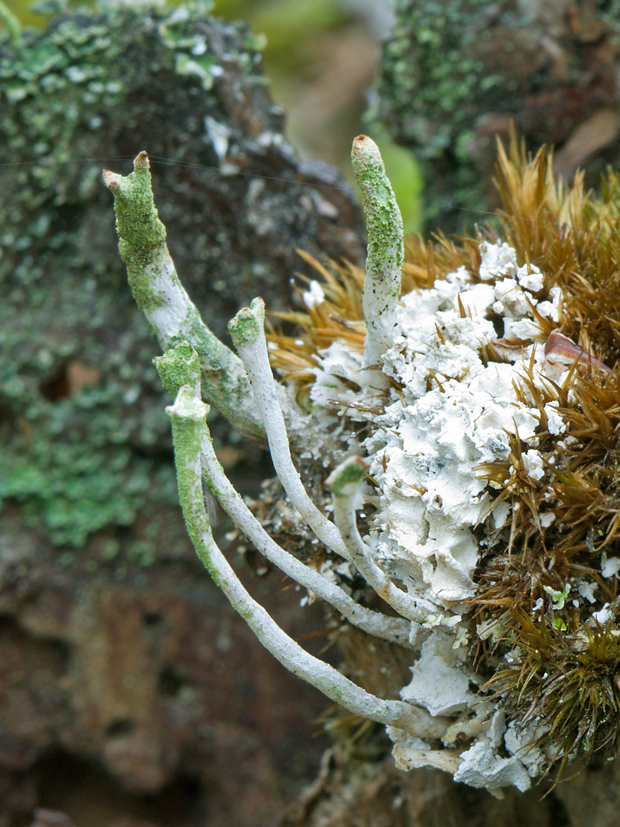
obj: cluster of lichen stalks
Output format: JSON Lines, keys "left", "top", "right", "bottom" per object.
{"left": 105, "top": 137, "right": 620, "bottom": 779}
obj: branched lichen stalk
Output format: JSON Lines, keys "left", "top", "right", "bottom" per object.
{"left": 167, "top": 383, "right": 445, "bottom": 739}
{"left": 103, "top": 152, "right": 264, "bottom": 440}
{"left": 200, "top": 424, "right": 412, "bottom": 647}
{"left": 351, "top": 135, "right": 404, "bottom": 376}
{"left": 229, "top": 298, "right": 348, "bottom": 558}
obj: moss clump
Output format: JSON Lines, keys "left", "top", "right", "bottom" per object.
{"left": 490, "top": 617, "right": 620, "bottom": 761}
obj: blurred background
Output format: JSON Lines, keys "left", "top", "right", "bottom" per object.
{"left": 4, "top": 0, "right": 424, "bottom": 232}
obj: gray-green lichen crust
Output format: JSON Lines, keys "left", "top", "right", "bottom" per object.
{"left": 0, "top": 0, "right": 274, "bottom": 546}
{"left": 375, "top": 0, "right": 492, "bottom": 229}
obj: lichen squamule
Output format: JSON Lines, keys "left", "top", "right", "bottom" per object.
{"left": 105, "top": 136, "right": 620, "bottom": 794}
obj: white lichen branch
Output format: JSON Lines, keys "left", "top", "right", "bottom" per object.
{"left": 327, "top": 457, "right": 441, "bottom": 624}
{"left": 168, "top": 383, "right": 447, "bottom": 740}
{"left": 199, "top": 427, "right": 412, "bottom": 647}
{"left": 351, "top": 135, "right": 404, "bottom": 379}
{"left": 103, "top": 151, "right": 264, "bottom": 440}
{"left": 228, "top": 297, "right": 349, "bottom": 559}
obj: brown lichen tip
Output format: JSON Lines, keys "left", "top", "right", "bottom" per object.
{"left": 134, "top": 150, "right": 149, "bottom": 171}
{"left": 101, "top": 169, "right": 121, "bottom": 191}
{"left": 102, "top": 151, "right": 149, "bottom": 191}
{"left": 351, "top": 134, "right": 384, "bottom": 171}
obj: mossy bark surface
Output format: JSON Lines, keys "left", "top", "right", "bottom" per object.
{"left": 376, "top": 0, "right": 620, "bottom": 232}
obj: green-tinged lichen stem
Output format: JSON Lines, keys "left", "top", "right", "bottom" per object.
{"left": 327, "top": 457, "right": 441, "bottom": 624}
{"left": 167, "top": 383, "right": 446, "bottom": 739}
{"left": 200, "top": 420, "right": 413, "bottom": 647}
{"left": 351, "top": 135, "right": 404, "bottom": 377}
{"left": 103, "top": 151, "right": 264, "bottom": 440}
{"left": 229, "top": 298, "right": 348, "bottom": 559}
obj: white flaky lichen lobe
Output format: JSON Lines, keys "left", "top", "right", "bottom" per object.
{"left": 351, "top": 135, "right": 404, "bottom": 372}
{"left": 364, "top": 243, "right": 560, "bottom": 606}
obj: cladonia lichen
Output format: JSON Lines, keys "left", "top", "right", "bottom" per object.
{"left": 108, "top": 136, "right": 620, "bottom": 794}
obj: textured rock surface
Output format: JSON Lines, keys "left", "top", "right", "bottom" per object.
{"left": 0, "top": 509, "right": 331, "bottom": 825}
{"left": 376, "top": 0, "right": 620, "bottom": 231}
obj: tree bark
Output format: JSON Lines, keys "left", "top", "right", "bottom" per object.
{"left": 377, "top": 0, "right": 620, "bottom": 232}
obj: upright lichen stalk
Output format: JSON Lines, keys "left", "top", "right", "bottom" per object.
{"left": 103, "top": 152, "right": 264, "bottom": 441}
{"left": 351, "top": 135, "right": 404, "bottom": 381}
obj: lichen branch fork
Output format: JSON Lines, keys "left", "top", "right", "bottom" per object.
{"left": 166, "top": 364, "right": 446, "bottom": 740}
{"left": 102, "top": 151, "right": 264, "bottom": 440}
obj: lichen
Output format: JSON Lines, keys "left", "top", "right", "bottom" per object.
{"left": 374, "top": 0, "right": 620, "bottom": 233}
{"left": 0, "top": 0, "right": 271, "bottom": 547}
{"left": 104, "top": 151, "right": 168, "bottom": 303}
{"left": 351, "top": 135, "right": 404, "bottom": 372}
{"left": 103, "top": 152, "right": 265, "bottom": 439}
{"left": 227, "top": 297, "right": 265, "bottom": 349}
{"left": 154, "top": 341, "right": 201, "bottom": 399}
{"left": 375, "top": 0, "right": 493, "bottom": 227}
